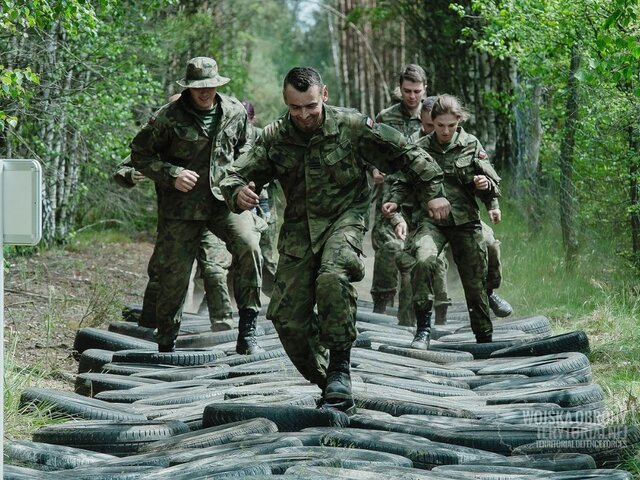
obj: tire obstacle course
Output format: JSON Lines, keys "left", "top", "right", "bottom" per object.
{"left": 7, "top": 300, "right": 638, "bottom": 479}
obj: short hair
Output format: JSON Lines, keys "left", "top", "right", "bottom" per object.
{"left": 283, "top": 67, "right": 323, "bottom": 92}
{"left": 241, "top": 100, "right": 255, "bottom": 119}
{"left": 420, "top": 96, "right": 438, "bottom": 113}
{"left": 398, "top": 64, "right": 427, "bottom": 87}
{"left": 430, "top": 94, "right": 470, "bottom": 122}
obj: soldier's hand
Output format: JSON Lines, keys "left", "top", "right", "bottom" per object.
{"left": 175, "top": 169, "right": 199, "bottom": 192}
{"left": 381, "top": 202, "right": 398, "bottom": 219}
{"left": 237, "top": 181, "right": 260, "bottom": 210}
{"left": 427, "top": 197, "right": 451, "bottom": 222}
{"left": 489, "top": 208, "right": 502, "bottom": 224}
{"left": 132, "top": 171, "right": 146, "bottom": 183}
{"left": 372, "top": 168, "right": 385, "bottom": 185}
{"left": 395, "top": 221, "right": 407, "bottom": 241}
{"left": 473, "top": 175, "right": 489, "bottom": 191}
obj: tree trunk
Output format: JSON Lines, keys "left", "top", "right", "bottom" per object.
{"left": 629, "top": 121, "right": 640, "bottom": 264}
{"left": 559, "top": 45, "right": 581, "bottom": 265}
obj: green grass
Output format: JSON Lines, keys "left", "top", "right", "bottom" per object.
{"left": 494, "top": 200, "right": 640, "bottom": 474}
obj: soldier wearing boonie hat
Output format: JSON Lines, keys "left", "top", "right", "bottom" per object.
{"left": 176, "top": 57, "right": 230, "bottom": 89}
{"left": 129, "top": 56, "right": 264, "bottom": 355}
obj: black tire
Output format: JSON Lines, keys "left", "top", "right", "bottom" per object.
{"left": 107, "top": 321, "right": 156, "bottom": 341}
{"left": 360, "top": 375, "right": 475, "bottom": 398}
{"left": 203, "top": 403, "right": 349, "bottom": 432}
{"left": 77, "top": 349, "right": 115, "bottom": 374}
{"left": 477, "top": 352, "right": 591, "bottom": 376}
{"left": 73, "top": 328, "right": 156, "bottom": 354}
{"left": 49, "top": 465, "right": 162, "bottom": 479}
{"left": 274, "top": 445, "right": 413, "bottom": 467}
{"left": 455, "top": 315, "right": 553, "bottom": 336}
{"left": 94, "top": 379, "right": 211, "bottom": 403}
{"left": 133, "top": 385, "right": 223, "bottom": 406}
{"left": 3, "top": 464, "right": 50, "bottom": 479}
{"left": 32, "top": 420, "right": 190, "bottom": 456}
{"left": 490, "top": 331, "right": 590, "bottom": 358}
{"left": 473, "top": 369, "right": 594, "bottom": 392}
{"left": 356, "top": 310, "right": 401, "bottom": 325}
{"left": 208, "top": 348, "right": 287, "bottom": 367}
{"left": 133, "top": 364, "right": 231, "bottom": 382}
{"left": 431, "top": 464, "right": 548, "bottom": 476}
{"left": 378, "top": 344, "right": 473, "bottom": 364}
{"left": 75, "top": 372, "right": 162, "bottom": 397}
{"left": 430, "top": 340, "right": 524, "bottom": 359}
{"left": 19, "top": 387, "right": 147, "bottom": 421}
{"left": 354, "top": 395, "right": 476, "bottom": 418}
{"left": 481, "top": 453, "right": 597, "bottom": 472}
{"left": 111, "top": 348, "right": 225, "bottom": 366}
{"left": 100, "top": 362, "right": 179, "bottom": 376}
{"left": 532, "top": 470, "right": 633, "bottom": 479}
{"left": 140, "top": 417, "right": 279, "bottom": 452}
{"left": 486, "top": 383, "right": 605, "bottom": 408}
{"left": 513, "top": 425, "right": 640, "bottom": 467}
{"left": 320, "top": 428, "right": 503, "bottom": 469}
{"left": 4, "top": 439, "right": 116, "bottom": 471}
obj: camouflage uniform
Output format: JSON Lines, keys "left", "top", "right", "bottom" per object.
{"left": 370, "top": 102, "right": 423, "bottom": 325}
{"left": 391, "top": 127, "right": 500, "bottom": 340}
{"left": 221, "top": 105, "right": 444, "bottom": 387}
{"left": 130, "top": 92, "right": 261, "bottom": 346}
{"left": 112, "top": 158, "right": 233, "bottom": 327}
{"left": 408, "top": 129, "right": 504, "bottom": 303}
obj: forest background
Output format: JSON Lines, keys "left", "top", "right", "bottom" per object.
{"left": 1, "top": 0, "right": 640, "bottom": 473}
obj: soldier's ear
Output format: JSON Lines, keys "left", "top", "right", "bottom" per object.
{"left": 322, "top": 85, "right": 329, "bottom": 102}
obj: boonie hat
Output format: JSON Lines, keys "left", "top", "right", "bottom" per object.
{"left": 176, "top": 57, "right": 230, "bottom": 88}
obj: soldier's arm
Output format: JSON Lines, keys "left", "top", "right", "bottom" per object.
{"left": 130, "top": 114, "right": 183, "bottom": 189}
{"left": 220, "top": 138, "right": 275, "bottom": 214}
{"left": 355, "top": 117, "right": 445, "bottom": 203}
{"left": 472, "top": 141, "right": 501, "bottom": 205}
{"left": 112, "top": 156, "right": 138, "bottom": 189}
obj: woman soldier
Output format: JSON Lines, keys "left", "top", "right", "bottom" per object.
{"left": 384, "top": 94, "right": 501, "bottom": 348}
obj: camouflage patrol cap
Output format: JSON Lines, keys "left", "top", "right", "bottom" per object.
{"left": 176, "top": 57, "right": 230, "bottom": 89}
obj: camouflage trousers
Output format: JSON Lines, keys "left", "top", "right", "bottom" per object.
{"left": 152, "top": 209, "right": 262, "bottom": 345}
{"left": 266, "top": 224, "right": 365, "bottom": 388}
{"left": 141, "top": 229, "right": 233, "bottom": 327}
{"left": 423, "top": 220, "right": 502, "bottom": 298}
{"left": 404, "top": 220, "right": 492, "bottom": 338}
{"left": 369, "top": 199, "right": 416, "bottom": 325}
{"left": 195, "top": 231, "right": 233, "bottom": 321}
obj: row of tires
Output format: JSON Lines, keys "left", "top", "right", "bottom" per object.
{"left": 6, "top": 302, "right": 636, "bottom": 479}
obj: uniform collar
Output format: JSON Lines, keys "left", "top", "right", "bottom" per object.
{"left": 284, "top": 103, "right": 339, "bottom": 144}
{"left": 398, "top": 101, "right": 421, "bottom": 121}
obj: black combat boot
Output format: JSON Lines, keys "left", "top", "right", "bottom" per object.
{"left": 158, "top": 339, "right": 176, "bottom": 353}
{"left": 488, "top": 291, "right": 513, "bottom": 317}
{"left": 323, "top": 348, "right": 356, "bottom": 415}
{"left": 410, "top": 310, "right": 432, "bottom": 350}
{"left": 476, "top": 332, "right": 493, "bottom": 344}
{"left": 236, "top": 308, "right": 265, "bottom": 355}
{"left": 434, "top": 304, "right": 448, "bottom": 325}
{"left": 372, "top": 292, "right": 393, "bottom": 314}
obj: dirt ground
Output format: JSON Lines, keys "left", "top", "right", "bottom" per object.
{"left": 4, "top": 240, "right": 154, "bottom": 394}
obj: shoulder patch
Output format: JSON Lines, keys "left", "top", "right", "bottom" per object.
{"left": 366, "top": 117, "right": 375, "bottom": 129}
{"left": 147, "top": 116, "right": 156, "bottom": 125}
{"left": 478, "top": 151, "right": 487, "bottom": 159}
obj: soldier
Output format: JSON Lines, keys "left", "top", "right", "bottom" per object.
{"left": 220, "top": 67, "right": 450, "bottom": 413}
{"left": 369, "top": 64, "right": 427, "bottom": 326}
{"left": 113, "top": 157, "right": 234, "bottom": 330}
{"left": 130, "top": 56, "right": 264, "bottom": 354}
{"left": 385, "top": 94, "right": 500, "bottom": 348}
{"left": 242, "top": 99, "right": 279, "bottom": 295}
{"left": 406, "top": 96, "right": 513, "bottom": 321}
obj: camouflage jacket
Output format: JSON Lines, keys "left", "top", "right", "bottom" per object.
{"left": 130, "top": 93, "right": 250, "bottom": 220}
{"left": 374, "top": 101, "right": 423, "bottom": 211}
{"left": 220, "top": 104, "right": 445, "bottom": 255}
{"left": 389, "top": 127, "right": 500, "bottom": 227}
